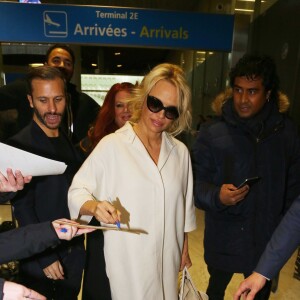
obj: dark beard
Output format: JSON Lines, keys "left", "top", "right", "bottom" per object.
{"left": 33, "top": 107, "right": 63, "bottom": 130}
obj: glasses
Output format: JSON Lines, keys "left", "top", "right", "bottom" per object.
{"left": 147, "top": 95, "right": 179, "bottom": 120}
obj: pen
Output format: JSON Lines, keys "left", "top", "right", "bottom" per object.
{"left": 107, "top": 196, "right": 121, "bottom": 229}
{"left": 84, "top": 188, "right": 121, "bottom": 229}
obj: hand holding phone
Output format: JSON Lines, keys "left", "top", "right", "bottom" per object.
{"left": 237, "top": 176, "right": 261, "bottom": 189}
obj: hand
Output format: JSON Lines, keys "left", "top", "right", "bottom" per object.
{"left": 219, "top": 184, "right": 249, "bottom": 206}
{"left": 180, "top": 233, "right": 192, "bottom": 271}
{"left": 52, "top": 218, "right": 95, "bottom": 240}
{"left": 3, "top": 281, "right": 46, "bottom": 300}
{"left": 0, "top": 169, "right": 32, "bottom": 192}
{"left": 43, "top": 260, "right": 64, "bottom": 280}
{"left": 84, "top": 200, "right": 121, "bottom": 225}
{"left": 96, "top": 200, "right": 122, "bottom": 225}
{"left": 234, "top": 272, "right": 267, "bottom": 300}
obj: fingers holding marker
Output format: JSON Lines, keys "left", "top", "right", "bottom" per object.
{"left": 94, "top": 201, "right": 121, "bottom": 227}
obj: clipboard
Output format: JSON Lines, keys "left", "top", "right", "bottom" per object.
{"left": 57, "top": 220, "right": 148, "bottom": 235}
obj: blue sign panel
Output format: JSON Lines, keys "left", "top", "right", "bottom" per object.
{"left": 0, "top": 2, "right": 234, "bottom": 51}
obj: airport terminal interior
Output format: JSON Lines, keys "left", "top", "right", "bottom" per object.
{"left": 1, "top": 0, "right": 300, "bottom": 299}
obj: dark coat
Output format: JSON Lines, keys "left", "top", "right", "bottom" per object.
{"left": 0, "top": 192, "right": 15, "bottom": 204}
{"left": 0, "top": 222, "right": 60, "bottom": 300}
{"left": 191, "top": 92, "right": 300, "bottom": 273}
{"left": 255, "top": 194, "right": 300, "bottom": 279}
{"left": 0, "top": 221, "right": 59, "bottom": 264}
{"left": 8, "top": 121, "right": 83, "bottom": 269}
{"left": 0, "top": 78, "right": 99, "bottom": 143}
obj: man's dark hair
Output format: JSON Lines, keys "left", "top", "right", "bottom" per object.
{"left": 45, "top": 43, "right": 75, "bottom": 64}
{"left": 229, "top": 54, "right": 280, "bottom": 101}
{"left": 26, "top": 65, "right": 67, "bottom": 95}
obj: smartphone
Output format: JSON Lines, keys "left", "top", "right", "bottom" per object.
{"left": 237, "top": 176, "right": 261, "bottom": 189}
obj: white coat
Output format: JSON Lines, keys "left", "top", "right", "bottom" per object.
{"left": 68, "top": 122, "right": 196, "bottom": 300}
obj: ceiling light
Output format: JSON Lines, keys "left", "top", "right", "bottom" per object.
{"left": 91, "top": 63, "right": 97, "bottom": 67}
{"left": 29, "top": 63, "right": 43, "bottom": 67}
{"left": 234, "top": 8, "right": 254, "bottom": 12}
{"left": 114, "top": 52, "right": 121, "bottom": 55}
{"left": 117, "top": 64, "right": 122, "bottom": 68}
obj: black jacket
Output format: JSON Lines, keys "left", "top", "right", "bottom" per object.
{"left": 192, "top": 92, "right": 300, "bottom": 273}
{"left": 0, "top": 78, "right": 99, "bottom": 143}
{"left": 0, "top": 221, "right": 59, "bottom": 264}
{"left": 0, "top": 221, "right": 60, "bottom": 300}
{"left": 8, "top": 121, "right": 83, "bottom": 269}
{"left": 255, "top": 194, "right": 300, "bottom": 279}
{"left": 0, "top": 192, "right": 15, "bottom": 204}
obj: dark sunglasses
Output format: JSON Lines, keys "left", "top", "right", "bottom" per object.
{"left": 147, "top": 95, "right": 179, "bottom": 120}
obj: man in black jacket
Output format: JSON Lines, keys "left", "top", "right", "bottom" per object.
{"left": 191, "top": 54, "right": 300, "bottom": 300}
{"left": 0, "top": 44, "right": 99, "bottom": 143}
{"left": 9, "top": 66, "right": 85, "bottom": 300}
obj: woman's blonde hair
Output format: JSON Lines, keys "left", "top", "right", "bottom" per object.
{"left": 129, "top": 63, "right": 192, "bottom": 136}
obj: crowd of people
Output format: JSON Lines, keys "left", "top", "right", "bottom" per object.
{"left": 0, "top": 44, "right": 299, "bottom": 300}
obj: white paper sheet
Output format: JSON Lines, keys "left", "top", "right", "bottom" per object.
{"left": 0, "top": 142, "right": 67, "bottom": 177}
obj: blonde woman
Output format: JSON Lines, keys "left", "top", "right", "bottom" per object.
{"left": 68, "top": 63, "right": 196, "bottom": 300}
